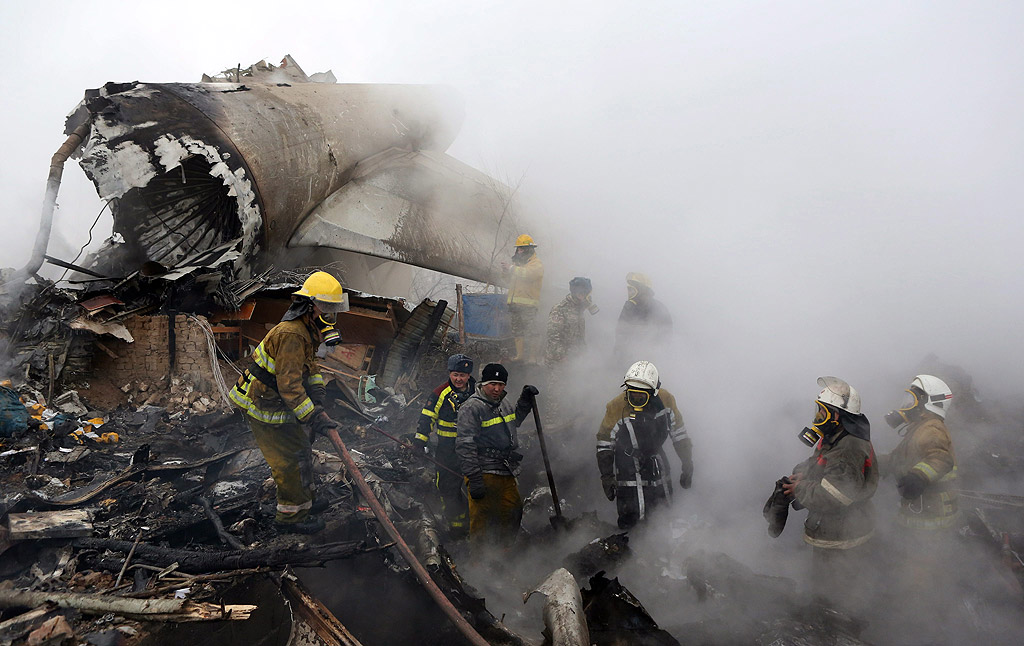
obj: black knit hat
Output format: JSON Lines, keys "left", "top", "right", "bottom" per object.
{"left": 447, "top": 353, "right": 474, "bottom": 374}
{"left": 480, "top": 363, "right": 508, "bottom": 385}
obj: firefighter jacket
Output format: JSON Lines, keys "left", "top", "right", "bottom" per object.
{"left": 415, "top": 378, "right": 476, "bottom": 443}
{"left": 792, "top": 418, "right": 878, "bottom": 549}
{"left": 614, "top": 296, "right": 672, "bottom": 357}
{"left": 545, "top": 294, "right": 586, "bottom": 365}
{"left": 595, "top": 389, "right": 692, "bottom": 511}
{"left": 880, "top": 413, "right": 959, "bottom": 529}
{"left": 456, "top": 386, "right": 531, "bottom": 478}
{"left": 229, "top": 319, "right": 325, "bottom": 425}
{"left": 507, "top": 253, "right": 544, "bottom": 308}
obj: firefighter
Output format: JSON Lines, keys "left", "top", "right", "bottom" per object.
{"left": 782, "top": 376, "right": 878, "bottom": 609}
{"left": 879, "top": 374, "right": 959, "bottom": 530}
{"left": 412, "top": 353, "right": 476, "bottom": 537}
{"left": 613, "top": 272, "right": 672, "bottom": 360}
{"left": 455, "top": 362, "right": 538, "bottom": 547}
{"left": 503, "top": 234, "right": 544, "bottom": 362}
{"left": 229, "top": 271, "right": 348, "bottom": 534}
{"left": 596, "top": 361, "right": 693, "bottom": 529}
{"left": 878, "top": 375, "right": 960, "bottom": 633}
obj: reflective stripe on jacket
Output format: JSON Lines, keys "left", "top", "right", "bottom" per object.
{"left": 229, "top": 319, "right": 323, "bottom": 424}
{"left": 416, "top": 378, "right": 476, "bottom": 441}
{"left": 595, "top": 389, "right": 692, "bottom": 521}
{"left": 456, "top": 386, "right": 528, "bottom": 477}
{"left": 793, "top": 432, "right": 878, "bottom": 549}
{"left": 507, "top": 254, "right": 544, "bottom": 307}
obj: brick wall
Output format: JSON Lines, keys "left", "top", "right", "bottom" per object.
{"left": 93, "top": 314, "right": 218, "bottom": 392}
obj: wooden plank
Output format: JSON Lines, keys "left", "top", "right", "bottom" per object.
{"left": 7, "top": 510, "right": 93, "bottom": 540}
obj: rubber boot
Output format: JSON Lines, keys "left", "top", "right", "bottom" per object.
{"left": 511, "top": 337, "right": 525, "bottom": 361}
{"left": 275, "top": 516, "right": 326, "bottom": 535}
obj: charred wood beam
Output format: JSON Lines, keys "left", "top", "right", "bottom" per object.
{"left": 0, "top": 588, "right": 254, "bottom": 622}
{"left": 197, "top": 496, "right": 245, "bottom": 550}
{"left": 76, "top": 538, "right": 384, "bottom": 574}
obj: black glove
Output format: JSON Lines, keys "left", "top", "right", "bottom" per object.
{"left": 309, "top": 406, "right": 339, "bottom": 437}
{"left": 411, "top": 437, "right": 429, "bottom": 455}
{"left": 521, "top": 385, "right": 540, "bottom": 398}
{"left": 679, "top": 464, "right": 693, "bottom": 489}
{"left": 468, "top": 474, "right": 487, "bottom": 500}
{"left": 308, "top": 383, "right": 327, "bottom": 407}
{"left": 897, "top": 471, "right": 927, "bottom": 500}
{"left": 601, "top": 475, "right": 616, "bottom": 501}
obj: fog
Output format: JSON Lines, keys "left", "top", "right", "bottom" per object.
{"left": 3, "top": 1, "right": 1024, "bottom": 643}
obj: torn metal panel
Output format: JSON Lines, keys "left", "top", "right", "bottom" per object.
{"left": 66, "top": 74, "right": 466, "bottom": 277}
{"left": 523, "top": 568, "right": 590, "bottom": 646}
{"left": 290, "top": 148, "right": 519, "bottom": 285}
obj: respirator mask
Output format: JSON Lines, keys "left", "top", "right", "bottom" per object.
{"left": 885, "top": 388, "right": 920, "bottom": 431}
{"left": 799, "top": 401, "right": 836, "bottom": 447}
{"left": 317, "top": 311, "right": 341, "bottom": 346}
{"left": 626, "top": 388, "right": 652, "bottom": 412}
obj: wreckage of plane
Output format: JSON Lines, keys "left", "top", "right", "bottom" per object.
{"left": 23, "top": 57, "right": 520, "bottom": 293}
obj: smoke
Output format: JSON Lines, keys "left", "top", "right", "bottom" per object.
{"left": 4, "top": 1, "right": 1024, "bottom": 643}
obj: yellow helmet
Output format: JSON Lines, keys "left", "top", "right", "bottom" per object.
{"left": 294, "top": 271, "right": 349, "bottom": 313}
{"left": 626, "top": 272, "right": 653, "bottom": 290}
{"left": 515, "top": 234, "right": 536, "bottom": 247}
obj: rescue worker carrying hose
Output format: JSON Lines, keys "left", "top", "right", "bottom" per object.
{"left": 229, "top": 271, "right": 349, "bottom": 534}
{"left": 455, "top": 363, "right": 538, "bottom": 547}
{"left": 596, "top": 361, "right": 693, "bottom": 529}
{"left": 502, "top": 234, "right": 544, "bottom": 362}
{"left": 781, "top": 376, "right": 877, "bottom": 610}
{"left": 413, "top": 353, "right": 476, "bottom": 538}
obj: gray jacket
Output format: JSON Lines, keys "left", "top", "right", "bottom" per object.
{"left": 456, "top": 386, "right": 530, "bottom": 477}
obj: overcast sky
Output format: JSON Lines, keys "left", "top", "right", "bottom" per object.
{"left": 2, "top": 0, "right": 1022, "bottom": 402}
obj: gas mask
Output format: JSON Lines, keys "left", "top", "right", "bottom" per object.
{"left": 799, "top": 401, "right": 838, "bottom": 447}
{"left": 626, "top": 388, "right": 652, "bottom": 412}
{"left": 627, "top": 284, "right": 640, "bottom": 304}
{"left": 317, "top": 311, "right": 342, "bottom": 346}
{"left": 885, "top": 388, "right": 921, "bottom": 431}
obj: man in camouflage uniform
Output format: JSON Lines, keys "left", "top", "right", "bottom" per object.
{"left": 544, "top": 277, "right": 596, "bottom": 426}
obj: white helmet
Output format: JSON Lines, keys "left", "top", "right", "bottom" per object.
{"left": 911, "top": 374, "right": 953, "bottom": 419}
{"left": 624, "top": 360, "right": 660, "bottom": 394}
{"left": 816, "top": 376, "right": 861, "bottom": 415}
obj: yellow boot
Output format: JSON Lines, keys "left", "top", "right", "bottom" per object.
{"left": 511, "top": 337, "right": 525, "bottom": 362}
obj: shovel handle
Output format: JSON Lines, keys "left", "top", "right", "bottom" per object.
{"left": 530, "top": 395, "right": 564, "bottom": 521}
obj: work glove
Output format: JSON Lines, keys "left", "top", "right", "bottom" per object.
{"left": 468, "top": 474, "right": 487, "bottom": 501}
{"left": 309, "top": 406, "right": 340, "bottom": 438}
{"left": 763, "top": 477, "right": 792, "bottom": 538}
{"left": 308, "top": 383, "right": 327, "bottom": 407}
{"left": 521, "top": 385, "right": 540, "bottom": 399}
{"left": 411, "top": 437, "right": 429, "bottom": 455}
{"left": 679, "top": 464, "right": 693, "bottom": 489}
{"left": 897, "top": 471, "right": 928, "bottom": 500}
{"left": 601, "top": 475, "right": 616, "bottom": 501}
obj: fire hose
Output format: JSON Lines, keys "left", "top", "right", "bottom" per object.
{"left": 323, "top": 427, "right": 490, "bottom": 646}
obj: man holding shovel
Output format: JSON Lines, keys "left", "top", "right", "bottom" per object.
{"left": 455, "top": 363, "right": 538, "bottom": 547}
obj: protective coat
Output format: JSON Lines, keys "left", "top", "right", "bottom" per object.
{"left": 416, "top": 378, "right": 475, "bottom": 531}
{"left": 595, "top": 389, "right": 692, "bottom": 528}
{"left": 792, "top": 424, "right": 878, "bottom": 549}
{"left": 229, "top": 319, "right": 324, "bottom": 424}
{"left": 881, "top": 413, "right": 959, "bottom": 529}
{"left": 506, "top": 253, "right": 544, "bottom": 308}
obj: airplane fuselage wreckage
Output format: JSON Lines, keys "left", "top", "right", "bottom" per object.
{"left": 25, "top": 57, "right": 521, "bottom": 291}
